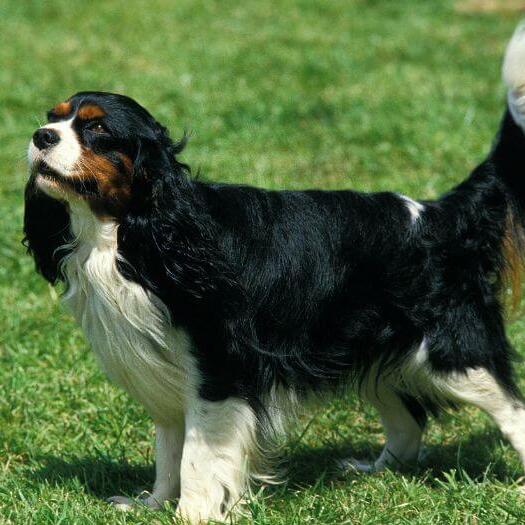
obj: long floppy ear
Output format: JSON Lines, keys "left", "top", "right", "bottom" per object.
{"left": 131, "top": 123, "right": 189, "bottom": 188}
{"left": 118, "top": 125, "right": 243, "bottom": 307}
{"left": 23, "top": 176, "right": 72, "bottom": 284}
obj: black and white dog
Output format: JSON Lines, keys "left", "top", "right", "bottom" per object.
{"left": 23, "top": 24, "right": 525, "bottom": 523}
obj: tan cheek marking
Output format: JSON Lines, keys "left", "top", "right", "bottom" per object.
{"left": 74, "top": 150, "right": 132, "bottom": 217}
{"left": 77, "top": 104, "right": 106, "bottom": 120}
{"left": 118, "top": 153, "right": 133, "bottom": 174}
{"left": 53, "top": 101, "right": 72, "bottom": 117}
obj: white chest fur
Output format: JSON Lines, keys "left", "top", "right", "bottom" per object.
{"left": 60, "top": 204, "right": 196, "bottom": 423}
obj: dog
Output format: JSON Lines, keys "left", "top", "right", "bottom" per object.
{"left": 22, "top": 24, "right": 525, "bottom": 523}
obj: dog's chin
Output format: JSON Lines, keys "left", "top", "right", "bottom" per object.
{"left": 36, "top": 175, "right": 66, "bottom": 199}
{"left": 33, "top": 162, "right": 71, "bottom": 200}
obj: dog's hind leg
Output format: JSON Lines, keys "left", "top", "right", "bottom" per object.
{"left": 343, "top": 384, "right": 425, "bottom": 473}
{"left": 436, "top": 367, "right": 525, "bottom": 469}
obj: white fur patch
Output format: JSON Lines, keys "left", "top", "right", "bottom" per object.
{"left": 28, "top": 118, "right": 81, "bottom": 177}
{"left": 178, "top": 398, "right": 258, "bottom": 523}
{"left": 503, "top": 22, "right": 525, "bottom": 130}
{"left": 61, "top": 201, "right": 197, "bottom": 423}
{"left": 436, "top": 368, "right": 525, "bottom": 468}
{"left": 399, "top": 194, "right": 424, "bottom": 222}
{"left": 355, "top": 380, "right": 424, "bottom": 471}
{"left": 143, "top": 422, "right": 185, "bottom": 507}
{"left": 410, "top": 337, "right": 428, "bottom": 368}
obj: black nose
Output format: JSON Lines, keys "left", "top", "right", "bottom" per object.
{"left": 32, "top": 128, "right": 60, "bottom": 150}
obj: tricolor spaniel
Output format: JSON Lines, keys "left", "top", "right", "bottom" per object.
{"left": 23, "top": 24, "right": 525, "bottom": 524}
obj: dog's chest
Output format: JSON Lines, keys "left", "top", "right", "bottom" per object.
{"left": 61, "top": 218, "right": 194, "bottom": 422}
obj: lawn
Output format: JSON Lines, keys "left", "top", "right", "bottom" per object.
{"left": 1, "top": 0, "right": 525, "bottom": 523}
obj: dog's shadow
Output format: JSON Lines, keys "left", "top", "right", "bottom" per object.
{"left": 33, "top": 427, "right": 522, "bottom": 501}
{"left": 33, "top": 453, "right": 154, "bottom": 499}
{"left": 283, "top": 426, "right": 521, "bottom": 488}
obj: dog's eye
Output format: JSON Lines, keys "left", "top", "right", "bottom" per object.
{"left": 87, "top": 122, "right": 108, "bottom": 134}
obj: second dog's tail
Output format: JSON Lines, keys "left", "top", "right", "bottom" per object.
{"left": 503, "top": 22, "right": 525, "bottom": 130}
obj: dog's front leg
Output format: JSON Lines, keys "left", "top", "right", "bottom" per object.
{"left": 142, "top": 422, "right": 185, "bottom": 508}
{"left": 177, "top": 398, "right": 256, "bottom": 524}
{"left": 108, "top": 422, "right": 184, "bottom": 510}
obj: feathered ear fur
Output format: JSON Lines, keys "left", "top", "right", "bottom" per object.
{"left": 118, "top": 128, "right": 244, "bottom": 313}
{"left": 22, "top": 176, "right": 72, "bottom": 284}
{"left": 133, "top": 120, "right": 188, "bottom": 177}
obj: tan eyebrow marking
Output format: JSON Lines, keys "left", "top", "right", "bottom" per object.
{"left": 77, "top": 104, "right": 106, "bottom": 120}
{"left": 52, "top": 101, "right": 72, "bottom": 117}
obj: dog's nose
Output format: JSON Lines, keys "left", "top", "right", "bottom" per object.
{"left": 32, "top": 128, "right": 60, "bottom": 150}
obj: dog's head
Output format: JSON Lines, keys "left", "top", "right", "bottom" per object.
{"left": 27, "top": 91, "right": 186, "bottom": 217}
{"left": 24, "top": 92, "right": 187, "bottom": 283}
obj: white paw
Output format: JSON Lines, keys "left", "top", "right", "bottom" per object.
{"left": 108, "top": 493, "right": 172, "bottom": 511}
{"left": 177, "top": 498, "right": 224, "bottom": 524}
{"left": 107, "top": 495, "right": 136, "bottom": 511}
{"left": 141, "top": 494, "right": 167, "bottom": 510}
{"left": 337, "top": 457, "right": 377, "bottom": 474}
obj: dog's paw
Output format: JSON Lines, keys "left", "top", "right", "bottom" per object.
{"left": 108, "top": 493, "right": 172, "bottom": 511}
{"left": 337, "top": 457, "right": 377, "bottom": 474}
{"left": 141, "top": 494, "right": 166, "bottom": 510}
{"left": 107, "top": 495, "right": 136, "bottom": 511}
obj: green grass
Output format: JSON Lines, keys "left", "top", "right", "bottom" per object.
{"left": 1, "top": 0, "right": 525, "bottom": 523}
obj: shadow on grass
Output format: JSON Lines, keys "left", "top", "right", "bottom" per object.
{"left": 32, "top": 427, "right": 520, "bottom": 501}
{"left": 420, "top": 426, "right": 523, "bottom": 483}
{"left": 33, "top": 454, "right": 154, "bottom": 499}
{"left": 279, "top": 426, "right": 521, "bottom": 488}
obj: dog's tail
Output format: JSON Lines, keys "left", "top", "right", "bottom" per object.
{"left": 503, "top": 22, "right": 525, "bottom": 130}
{"left": 497, "top": 24, "right": 525, "bottom": 314}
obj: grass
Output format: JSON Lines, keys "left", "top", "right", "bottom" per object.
{"left": 0, "top": 0, "right": 525, "bottom": 523}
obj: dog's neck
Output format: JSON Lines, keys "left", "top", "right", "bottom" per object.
{"left": 68, "top": 202, "right": 117, "bottom": 250}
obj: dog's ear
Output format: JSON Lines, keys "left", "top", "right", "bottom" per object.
{"left": 132, "top": 122, "right": 188, "bottom": 187}
{"left": 23, "top": 177, "right": 72, "bottom": 284}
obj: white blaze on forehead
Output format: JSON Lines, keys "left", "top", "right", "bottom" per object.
{"left": 28, "top": 118, "right": 82, "bottom": 176}
{"left": 399, "top": 194, "right": 424, "bottom": 223}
